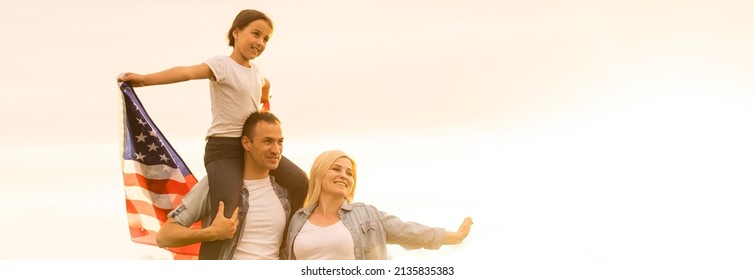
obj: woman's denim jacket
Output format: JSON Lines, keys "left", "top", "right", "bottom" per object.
{"left": 282, "top": 201, "right": 444, "bottom": 260}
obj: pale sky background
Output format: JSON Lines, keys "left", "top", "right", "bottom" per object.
{"left": 2, "top": 0, "right": 754, "bottom": 278}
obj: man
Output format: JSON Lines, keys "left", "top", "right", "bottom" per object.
{"left": 156, "top": 112, "right": 305, "bottom": 260}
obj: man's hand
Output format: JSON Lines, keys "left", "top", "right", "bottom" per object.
{"left": 156, "top": 199, "right": 240, "bottom": 248}
{"left": 207, "top": 201, "right": 239, "bottom": 241}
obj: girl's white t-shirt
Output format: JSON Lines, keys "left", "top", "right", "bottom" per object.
{"left": 204, "top": 56, "right": 264, "bottom": 139}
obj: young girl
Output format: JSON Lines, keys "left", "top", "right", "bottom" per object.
{"left": 118, "top": 9, "right": 308, "bottom": 259}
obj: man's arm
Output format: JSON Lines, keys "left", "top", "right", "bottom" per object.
{"left": 156, "top": 201, "right": 239, "bottom": 248}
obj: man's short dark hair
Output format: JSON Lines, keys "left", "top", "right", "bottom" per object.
{"left": 242, "top": 111, "right": 281, "bottom": 140}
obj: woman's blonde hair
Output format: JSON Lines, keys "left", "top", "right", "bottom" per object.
{"left": 302, "top": 150, "right": 357, "bottom": 209}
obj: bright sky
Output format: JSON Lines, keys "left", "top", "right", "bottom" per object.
{"left": 1, "top": 0, "right": 754, "bottom": 278}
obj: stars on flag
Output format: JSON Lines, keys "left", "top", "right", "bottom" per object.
{"left": 135, "top": 133, "right": 147, "bottom": 143}
{"left": 130, "top": 129, "right": 173, "bottom": 166}
{"left": 125, "top": 98, "right": 176, "bottom": 168}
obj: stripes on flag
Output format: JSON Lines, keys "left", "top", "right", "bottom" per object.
{"left": 119, "top": 81, "right": 201, "bottom": 260}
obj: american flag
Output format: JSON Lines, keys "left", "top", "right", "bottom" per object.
{"left": 119, "top": 81, "right": 200, "bottom": 260}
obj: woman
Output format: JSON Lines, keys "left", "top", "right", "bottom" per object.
{"left": 282, "top": 150, "right": 473, "bottom": 260}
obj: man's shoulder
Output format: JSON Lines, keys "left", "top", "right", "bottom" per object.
{"left": 169, "top": 176, "right": 211, "bottom": 226}
{"left": 185, "top": 176, "right": 211, "bottom": 202}
{"left": 269, "top": 176, "right": 288, "bottom": 193}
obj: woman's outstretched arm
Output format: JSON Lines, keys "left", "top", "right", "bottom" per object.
{"left": 443, "top": 217, "right": 473, "bottom": 245}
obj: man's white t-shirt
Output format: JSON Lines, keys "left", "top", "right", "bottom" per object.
{"left": 232, "top": 177, "right": 286, "bottom": 260}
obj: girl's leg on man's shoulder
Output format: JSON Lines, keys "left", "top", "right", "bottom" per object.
{"left": 270, "top": 155, "right": 309, "bottom": 212}
{"left": 201, "top": 137, "right": 244, "bottom": 260}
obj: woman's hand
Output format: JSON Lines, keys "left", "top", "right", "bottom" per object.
{"left": 443, "top": 217, "right": 473, "bottom": 245}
